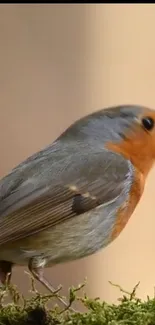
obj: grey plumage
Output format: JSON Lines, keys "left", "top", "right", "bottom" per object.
{"left": 0, "top": 105, "right": 142, "bottom": 266}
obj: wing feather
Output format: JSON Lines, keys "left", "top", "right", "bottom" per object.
{"left": 0, "top": 146, "right": 133, "bottom": 245}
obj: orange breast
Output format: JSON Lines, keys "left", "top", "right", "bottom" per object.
{"left": 111, "top": 168, "right": 144, "bottom": 241}
{"left": 105, "top": 125, "right": 155, "bottom": 242}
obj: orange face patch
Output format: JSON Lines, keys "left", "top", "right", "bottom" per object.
{"left": 106, "top": 120, "right": 155, "bottom": 178}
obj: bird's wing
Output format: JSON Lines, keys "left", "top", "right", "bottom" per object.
{"left": 0, "top": 146, "right": 133, "bottom": 245}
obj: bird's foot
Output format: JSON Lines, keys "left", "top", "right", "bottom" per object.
{"left": 28, "top": 259, "right": 78, "bottom": 313}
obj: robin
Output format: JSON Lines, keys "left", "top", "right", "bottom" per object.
{"left": 0, "top": 104, "right": 154, "bottom": 309}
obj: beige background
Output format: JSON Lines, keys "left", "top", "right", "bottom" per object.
{"left": 0, "top": 3, "right": 155, "bottom": 308}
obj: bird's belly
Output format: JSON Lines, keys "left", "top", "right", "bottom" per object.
{"left": 0, "top": 191, "right": 134, "bottom": 266}
{"left": 0, "top": 202, "right": 120, "bottom": 266}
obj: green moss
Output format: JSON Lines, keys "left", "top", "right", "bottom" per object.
{"left": 0, "top": 278, "right": 154, "bottom": 325}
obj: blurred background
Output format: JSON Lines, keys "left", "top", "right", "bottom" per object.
{"left": 0, "top": 3, "right": 155, "bottom": 309}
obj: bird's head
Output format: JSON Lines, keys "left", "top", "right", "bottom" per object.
{"left": 59, "top": 104, "right": 155, "bottom": 176}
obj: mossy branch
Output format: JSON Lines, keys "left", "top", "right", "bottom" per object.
{"left": 0, "top": 274, "right": 154, "bottom": 324}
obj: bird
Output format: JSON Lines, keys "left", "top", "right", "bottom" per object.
{"left": 0, "top": 104, "right": 155, "bottom": 309}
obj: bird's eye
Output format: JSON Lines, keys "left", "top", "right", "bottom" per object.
{"left": 141, "top": 116, "right": 154, "bottom": 131}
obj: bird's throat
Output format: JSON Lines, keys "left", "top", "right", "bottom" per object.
{"left": 106, "top": 131, "right": 155, "bottom": 179}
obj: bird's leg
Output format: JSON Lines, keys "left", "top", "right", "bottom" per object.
{"left": 28, "top": 258, "right": 77, "bottom": 312}
{"left": 0, "top": 261, "right": 13, "bottom": 286}
{"left": 0, "top": 261, "right": 17, "bottom": 302}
